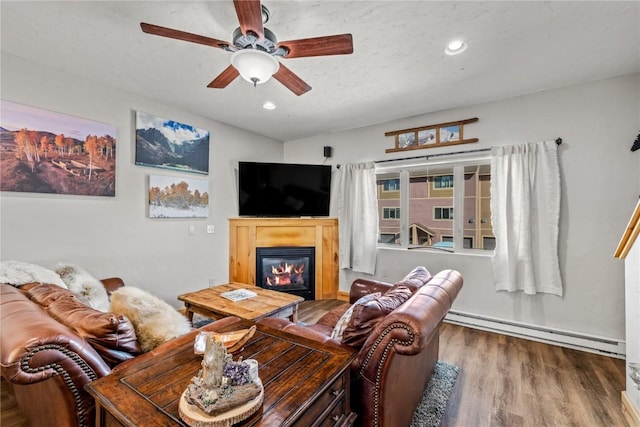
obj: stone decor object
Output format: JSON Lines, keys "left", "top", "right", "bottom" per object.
{"left": 180, "top": 333, "right": 263, "bottom": 427}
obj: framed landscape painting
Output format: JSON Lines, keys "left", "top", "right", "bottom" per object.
{"left": 148, "top": 174, "right": 209, "bottom": 218}
{"left": 0, "top": 100, "right": 117, "bottom": 196}
{"left": 135, "top": 111, "right": 209, "bottom": 175}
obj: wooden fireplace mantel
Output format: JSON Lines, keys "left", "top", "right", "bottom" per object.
{"left": 228, "top": 217, "right": 339, "bottom": 300}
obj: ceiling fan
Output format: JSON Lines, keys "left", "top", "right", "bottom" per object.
{"left": 140, "top": 0, "right": 353, "bottom": 96}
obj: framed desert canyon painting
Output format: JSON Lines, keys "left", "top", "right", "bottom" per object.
{"left": 135, "top": 111, "right": 209, "bottom": 175}
{"left": 148, "top": 174, "right": 209, "bottom": 218}
{"left": 0, "top": 100, "right": 116, "bottom": 196}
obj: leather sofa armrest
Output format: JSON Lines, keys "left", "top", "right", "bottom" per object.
{"left": 349, "top": 278, "right": 393, "bottom": 303}
{"left": 100, "top": 277, "right": 125, "bottom": 295}
{"left": 1, "top": 285, "right": 112, "bottom": 383}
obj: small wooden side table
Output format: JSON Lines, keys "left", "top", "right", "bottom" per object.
{"left": 178, "top": 282, "right": 304, "bottom": 323}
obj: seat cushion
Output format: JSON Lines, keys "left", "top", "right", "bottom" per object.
{"left": 341, "top": 284, "right": 413, "bottom": 347}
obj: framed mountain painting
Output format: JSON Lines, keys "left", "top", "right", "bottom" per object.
{"left": 135, "top": 111, "right": 209, "bottom": 175}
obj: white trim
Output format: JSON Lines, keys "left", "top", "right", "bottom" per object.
{"left": 446, "top": 310, "right": 625, "bottom": 358}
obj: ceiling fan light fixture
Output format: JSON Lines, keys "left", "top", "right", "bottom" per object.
{"left": 231, "top": 50, "right": 280, "bottom": 86}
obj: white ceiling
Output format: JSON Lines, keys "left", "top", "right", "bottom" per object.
{"left": 1, "top": 1, "right": 639, "bottom": 142}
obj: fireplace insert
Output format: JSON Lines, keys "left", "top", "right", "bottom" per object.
{"left": 256, "top": 247, "right": 315, "bottom": 300}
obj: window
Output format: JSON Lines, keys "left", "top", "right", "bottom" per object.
{"left": 434, "top": 175, "right": 453, "bottom": 188}
{"left": 376, "top": 157, "right": 494, "bottom": 251}
{"left": 434, "top": 207, "right": 454, "bottom": 220}
{"left": 383, "top": 207, "right": 400, "bottom": 219}
{"left": 382, "top": 179, "right": 400, "bottom": 191}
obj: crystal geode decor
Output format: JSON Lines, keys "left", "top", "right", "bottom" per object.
{"left": 184, "top": 333, "right": 261, "bottom": 416}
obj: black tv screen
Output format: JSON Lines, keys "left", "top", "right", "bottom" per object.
{"left": 238, "top": 161, "right": 332, "bottom": 217}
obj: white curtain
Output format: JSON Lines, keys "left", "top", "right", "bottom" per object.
{"left": 490, "top": 141, "right": 563, "bottom": 296}
{"left": 331, "top": 162, "right": 378, "bottom": 274}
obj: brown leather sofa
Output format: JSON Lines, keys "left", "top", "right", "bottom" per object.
{"left": 0, "top": 279, "right": 241, "bottom": 427}
{"left": 259, "top": 268, "right": 463, "bottom": 427}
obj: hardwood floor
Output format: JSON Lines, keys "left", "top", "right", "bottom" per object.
{"left": 1, "top": 300, "right": 628, "bottom": 426}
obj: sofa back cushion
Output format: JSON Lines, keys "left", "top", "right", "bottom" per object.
{"left": 341, "top": 284, "right": 413, "bottom": 347}
{"left": 395, "top": 266, "right": 432, "bottom": 293}
{"left": 339, "top": 266, "right": 432, "bottom": 347}
{"left": 23, "top": 283, "right": 141, "bottom": 366}
{"left": 330, "top": 293, "right": 381, "bottom": 341}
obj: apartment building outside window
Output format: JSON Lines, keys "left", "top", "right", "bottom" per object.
{"left": 376, "top": 156, "right": 494, "bottom": 251}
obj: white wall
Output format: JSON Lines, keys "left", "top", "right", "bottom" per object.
{"left": 0, "top": 53, "right": 284, "bottom": 307}
{"left": 284, "top": 73, "right": 640, "bottom": 342}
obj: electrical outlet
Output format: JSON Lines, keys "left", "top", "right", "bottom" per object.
{"left": 208, "top": 277, "right": 216, "bottom": 287}
{"left": 207, "top": 225, "right": 215, "bottom": 234}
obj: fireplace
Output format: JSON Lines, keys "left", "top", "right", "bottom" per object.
{"left": 256, "top": 246, "right": 315, "bottom": 300}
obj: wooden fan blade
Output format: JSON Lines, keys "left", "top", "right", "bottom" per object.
{"left": 140, "top": 23, "right": 230, "bottom": 49}
{"left": 272, "top": 64, "right": 312, "bottom": 96}
{"left": 233, "top": 0, "right": 264, "bottom": 39}
{"left": 278, "top": 34, "right": 353, "bottom": 58}
{"left": 207, "top": 65, "right": 240, "bottom": 88}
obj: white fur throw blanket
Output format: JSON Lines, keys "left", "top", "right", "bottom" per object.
{"left": 110, "top": 286, "right": 192, "bottom": 352}
{"left": 0, "top": 260, "right": 68, "bottom": 288}
{"left": 55, "top": 263, "right": 111, "bottom": 312}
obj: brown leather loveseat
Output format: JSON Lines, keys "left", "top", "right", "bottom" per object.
{"left": 0, "top": 279, "right": 240, "bottom": 427}
{"left": 259, "top": 267, "right": 463, "bottom": 427}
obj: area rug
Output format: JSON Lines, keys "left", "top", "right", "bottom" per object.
{"left": 409, "top": 361, "right": 459, "bottom": 427}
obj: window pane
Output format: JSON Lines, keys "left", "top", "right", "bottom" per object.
{"left": 434, "top": 175, "right": 453, "bottom": 188}
{"left": 407, "top": 168, "right": 454, "bottom": 247}
{"left": 377, "top": 174, "right": 401, "bottom": 245}
{"left": 463, "top": 165, "right": 494, "bottom": 250}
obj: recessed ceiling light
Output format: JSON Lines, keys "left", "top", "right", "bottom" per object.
{"left": 262, "top": 101, "right": 276, "bottom": 110}
{"left": 445, "top": 40, "right": 467, "bottom": 55}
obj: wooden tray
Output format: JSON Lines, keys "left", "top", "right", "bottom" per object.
{"left": 194, "top": 326, "right": 256, "bottom": 354}
{"left": 178, "top": 381, "right": 264, "bottom": 427}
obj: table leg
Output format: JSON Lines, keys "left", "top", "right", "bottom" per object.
{"left": 291, "top": 304, "right": 299, "bottom": 323}
{"left": 184, "top": 304, "right": 194, "bottom": 322}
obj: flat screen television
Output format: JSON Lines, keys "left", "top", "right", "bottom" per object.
{"left": 238, "top": 161, "right": 332, "bottom": 217}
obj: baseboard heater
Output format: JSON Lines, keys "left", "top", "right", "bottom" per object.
{"left": 445, "top": 310, "right": 626, "bottom": 359}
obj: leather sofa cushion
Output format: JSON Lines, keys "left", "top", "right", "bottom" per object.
{"left": 21, "top": 282, "right": 73, "bottom": 307}
{"left": 24, "top": 283, "right": 141, "bottom": 366}
{"left": 395, "top": 266, "right": 432, "bottom": 293}
{"left": 342, "top": 284, "right": 413, "bottom": 347}
{"left": 315, "top": 303, "right": 350, "bottom": 329}
{"left": 330, "top": 293, "right": 381, "bottom": 341}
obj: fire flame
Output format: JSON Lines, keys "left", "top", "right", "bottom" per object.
{"left": 266, "top": 262, "right": 305, "bottom": 286}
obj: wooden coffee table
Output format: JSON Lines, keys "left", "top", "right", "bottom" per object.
{"left": 86, "top": 319, "right": 357, "bottom": 427}
{"left": 178, "top": 283, "right": 304, "bottom": 323}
